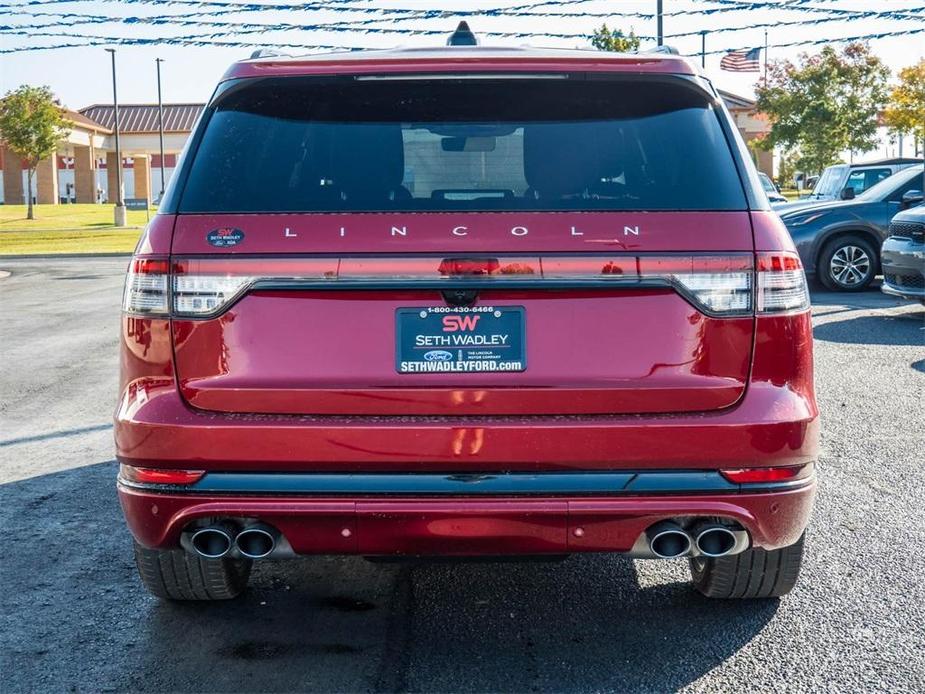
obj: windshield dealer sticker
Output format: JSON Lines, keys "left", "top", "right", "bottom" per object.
{"left": 207, "top": 227, "right": 245, "bottom": 247}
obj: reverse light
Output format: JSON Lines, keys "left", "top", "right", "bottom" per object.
{"left": 756, "top": 252, "right": 810, "bottom": 313}
{"left": 173, "top": 274, "right": 254, "bottom": 315}
{"left": 118, "top": 464, "right": 205, "bottom": 486}
{"left": 721, "top": 464, "right": 812, "bottom": 484}
{"left": 671, "top": 272, "right": 752, "bottom": 313}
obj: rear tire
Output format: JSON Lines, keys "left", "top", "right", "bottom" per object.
{"left": 818, "top": 235, "right": 877, "bottom": 291}
{"left": 689, "top": 533, "right": 805, "bottom": 599}
{"left": 133, "top": 541, "right": 252, "bottom": 600}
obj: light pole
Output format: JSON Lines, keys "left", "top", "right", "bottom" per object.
{"left": 155, "top": 58, "right": 166, "bottom": 203}
{"left": 105, "top": 48, "right": 126, "bottom": 226}
{"left": 656, "top": 0, "right": 663, "bottom": 46}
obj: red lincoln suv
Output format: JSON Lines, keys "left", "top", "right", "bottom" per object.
{"left": 116, "top": 35, "right": 818, "bottom": 601}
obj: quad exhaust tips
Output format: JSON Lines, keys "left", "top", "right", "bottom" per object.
{"left": 635, "top": 520, "right": 750, "bottom": 559}
{"left": 189, "top": 525, "right": 235, "bottom": 559}
{"left": 692, "top": 522, "right": 739, "bottom": 557}
{"left": 186, "top": 522, "right": 280, "bottom": 559}
{"left": 235, "top": 524, "right": 279, "bottom": 559}
{"left": 646, "top": 521, "right": 693, "bottom": 559}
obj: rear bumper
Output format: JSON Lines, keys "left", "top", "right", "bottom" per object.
{"left": 114, "top": 381, "right": 818, "bottom": 473}
{"left": 118, "top": 470, "right": 816, "bottom": 554}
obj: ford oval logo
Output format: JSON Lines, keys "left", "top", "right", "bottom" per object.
{"left": 423, "top": 350, "right": 454, "bottom": 362}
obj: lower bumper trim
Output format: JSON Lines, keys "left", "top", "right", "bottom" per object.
{"left": 118, "top": 468, "right": 814, "bottom": 496}
{"left": 119, "top": 481, "right": 817, "bottom": 555}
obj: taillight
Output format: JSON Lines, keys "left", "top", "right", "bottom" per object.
{"left": 123, "top": 252, "right": 810, "bottom": 319}
{"left": 118, "top": 464, "right": 205, "bottom": 485}
{"left": 122, "top": 258, "right": 169, "bottom": 315}
{"left": 756, "top": 252, "right": 810, "bottom": 313}
{"left": 173, "top": 274, "right": 254, "bottom": 316}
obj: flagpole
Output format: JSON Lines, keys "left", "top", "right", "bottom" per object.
{"left": 763, "top": 29, "right": 768, "bottom": 80}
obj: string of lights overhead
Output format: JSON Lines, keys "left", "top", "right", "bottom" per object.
{"left": 1, "top": 0, "right": 922, "bottom": 55}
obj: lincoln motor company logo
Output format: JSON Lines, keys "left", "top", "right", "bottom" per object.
{"left": 282, "top": 223, "right": 642, "bottom": 239}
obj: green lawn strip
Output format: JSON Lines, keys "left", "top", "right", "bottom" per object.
{"left": 0, "top": 204, "right": 152, "bottom": 231}
{"left": 0, "top": 229, "right": 141, "bottom": 255}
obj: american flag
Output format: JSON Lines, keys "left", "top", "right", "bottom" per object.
{"left": 720, "top": 47, "right": 762, "bottom": 72}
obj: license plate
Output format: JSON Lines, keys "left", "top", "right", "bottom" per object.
{"left": 396, "top": 306, "right": 526, "bottom": 374}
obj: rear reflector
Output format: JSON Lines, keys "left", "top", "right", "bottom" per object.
{"left": 119, "top": 464, "right": 205, "bottom": 486}
{"left": 721, "top": 464, "right": 812, "bottom": 484}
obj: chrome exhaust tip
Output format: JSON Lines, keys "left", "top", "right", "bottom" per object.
{"left": 235, "top": 524, "right": 278, "bottom": 559}
{"left": 190, "top": 526, "right": 234, "bottom": 559}
{"left": 693, "top": 524, "right": 740, "bottom": 558}
{"left": 646, "top": 521, "right": 693, "bottom": 559}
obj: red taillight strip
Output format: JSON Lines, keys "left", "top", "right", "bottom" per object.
{"left": 721, "top": 464, "right": 813, "bottom": 484}
{"left": 166, "top": 253, "right": 757, "bottom": 319}
{"left": 119, "top": 464, "right": 205, "bottom": 486}
{"left": 756, "top": 251, "right": 802, "bottom": 272}
{"left": 130, "top": 258, "right": 170, "bottom": 275}
{"left": 172, "top": 254, "right": 754, "bottom": 279}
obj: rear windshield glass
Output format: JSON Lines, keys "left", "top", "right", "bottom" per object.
{"left": 179, "top": 76, "right": 746, "bottom": 213}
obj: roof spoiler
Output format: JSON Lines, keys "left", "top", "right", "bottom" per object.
{"left": 249, "top": 49, "right": 292, "bottom": 59}
{"left": 643, "top": 45, "right": 680, "bottom": 55}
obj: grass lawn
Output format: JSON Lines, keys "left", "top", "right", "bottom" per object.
{"left": 0, "top": 204, "right": 147, "bottom": 255}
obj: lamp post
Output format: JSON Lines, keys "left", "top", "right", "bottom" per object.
{"left": 656, "top": 0, "right": 663, "bottom": 46}
{"left": 155, "top": 58, "right": 166, "bottom": 203}
{"left": 105, "top": 48, "right": 126, "bottom": 226}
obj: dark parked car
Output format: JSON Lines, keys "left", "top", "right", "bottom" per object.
{"left": 777, "top": 165, "right": 924, "bottom": 290}
{"left": 881, "top": 205, "right": 925, "bottom": 303}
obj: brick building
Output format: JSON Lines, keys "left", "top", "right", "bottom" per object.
{"left": 0, "top": 103, "right": 201, "bottom": 205}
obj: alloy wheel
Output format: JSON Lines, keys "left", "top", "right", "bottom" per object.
{"left": 829, "top": 245, "right": 872, "bottom": 287}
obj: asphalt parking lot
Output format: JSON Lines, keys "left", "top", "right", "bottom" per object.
{"left": 1, "top": 256, "right": 923, "bottom": 693}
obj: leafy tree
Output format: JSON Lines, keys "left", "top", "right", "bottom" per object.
{"left": 0, "top": 85, "right": 67, "bottom": 220}
{"left": 590, "top": 24, "right": 640, "bottom": 53}
{"left": 754, "top": 43, "right": 890, "bottom": 175}
{"left": 883, "top": 59, "right": 925, "bottom": 155}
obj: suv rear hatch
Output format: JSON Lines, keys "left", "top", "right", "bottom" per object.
{"left": 166, "top": 73, "right": 756, "bottom": 416}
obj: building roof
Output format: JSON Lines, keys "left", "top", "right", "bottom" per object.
{"left": 78, "top": 103, "right": 204, "bottom": 134}
{"left": 64, "top": 108, "right": 111, "bottom": 134}
{"left": 717, "top": 89, "right": 756, "bottom": 110}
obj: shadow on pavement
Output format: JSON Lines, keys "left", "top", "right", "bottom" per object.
{"left": 1, "top": 462, "right": 778, "bottom": 693}
{"left": 813, "top": 311, "right": 925, "bottom": 346}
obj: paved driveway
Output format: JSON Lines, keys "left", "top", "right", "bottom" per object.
{"left": 1, "top": 257, "right": 923, "bottom": 693}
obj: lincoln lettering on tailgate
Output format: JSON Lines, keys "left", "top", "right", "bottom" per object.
{"left": 396, "top": 306, "right": 526, "bottom": 373}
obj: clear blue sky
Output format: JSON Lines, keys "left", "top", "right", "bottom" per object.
{"left": 2, "top": 0, "right": 923, "bottom": 109}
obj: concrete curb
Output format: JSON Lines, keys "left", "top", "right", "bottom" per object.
{"left": 0, "top": 252, "right": 132, "bottom": 260}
